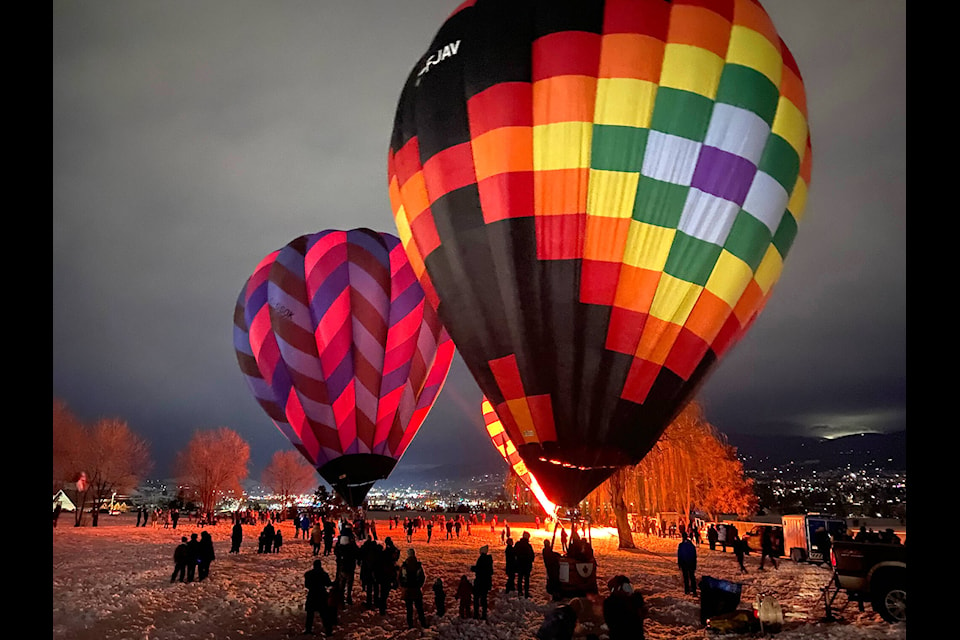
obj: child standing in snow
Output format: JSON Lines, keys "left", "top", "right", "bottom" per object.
{"left": 456, "top": 575, "right": 473, "bottom": 619}
{"left": 433, "top": 577, "right": 446, "bottom": 617}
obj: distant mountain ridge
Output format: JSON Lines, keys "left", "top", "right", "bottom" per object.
{"left": 724, "top": 430, "right": 906, "bottom": 472}
{"left": 384, "top": 431, "right": 907, "bottom": 488}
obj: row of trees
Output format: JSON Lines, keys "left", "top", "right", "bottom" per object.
{"left": 505, "top": 401, "right": 757, "bottom": 549}
{"left": 53, "top": 399, "right": 319, "bottom": 526}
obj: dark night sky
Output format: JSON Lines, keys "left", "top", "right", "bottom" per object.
{"left": 52, "top": 1, "right": 906, "bottom": 481}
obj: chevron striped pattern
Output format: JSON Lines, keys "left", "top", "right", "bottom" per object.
{"left": 234, "top": 229, "right": 454, "bottom": 497}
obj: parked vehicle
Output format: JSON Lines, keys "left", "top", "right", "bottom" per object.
{"left": 825, "top": 539, "right": 906, "bottom": 623}
{"left": 783, "top": 513, "right": 847, "bottom": 563}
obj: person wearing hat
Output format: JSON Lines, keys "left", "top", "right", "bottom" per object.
{"left": 470, "top": 545, "right": 494, "bottom": 620}
{"left": 603, "top": 575, "right": 646, "bottom": 640}
{"left": 399, "top": 548, "right": 428, "bottom": 629}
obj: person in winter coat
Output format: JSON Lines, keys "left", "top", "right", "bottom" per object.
{"left": 514, "top": 531, "right": 536, "bottom": 598}
{"left": 334, "top": 533, "right": 360, "bottom": 606}
{"left": 198, "top": 530, "right": 216, "bottom": 581}
{"left": 534, "top": 603, "right": 576, "bottom": 640}
{"left": 677, "top": 532, "right": 697, "bottom": 596}
{"left": 263, "top": 522, "right": 276, "bottom": 553}
{"left": 304, "top": 559, "right": 335, "bottom": 635}
{"left": 603, "top": 575, "right": 646, "bottom": 640}
{"left": 456, "top": 575, "right": 473, "bottom": 619}
{"left": 759, "top": 527, "right": 779, "bottom": 571}
{"left": 323, "top": 518, "right": 336, "bottom": 556}
{"left": 399, "top": 548, "right": 428, "bottom": 629}
{"left": 171, "top": 536, "right": 189, "bottom": 583}
{"left": 273, "top": 529, "right": 283, "bottom": 553}
{"left": 707, "top": 524, "right": 718, "bottom": 551}
{"left": 310, "top": 521, "right": 324, "bottom": 557}
{"left": 542, "top": 539, "right": 562, "bottom": 601}
{"left": 504, "top": 537, "right": 517, "bottom": 593}
{"left": 729, "top": 533, "right": 748, "bottom": 573}
{"left": 374, "top": 537, "right": 400, "bottom": 615}
{"left": 230, "top": 521, "right": 243, "bottom": 554}
{"left": 186, "top": 533, "right": 201, "bottom": 582}
{"left": 432, "top": 577, "right": 446, "bottom": 618}
{"left": 359, "top": 536, "right": 381, "bottom": 608}
{"left": 470, "top": 545, "right": 494, "bottom": 620}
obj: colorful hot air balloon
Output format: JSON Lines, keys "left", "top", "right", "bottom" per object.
{"left": 482, "top": 396, "right": 556, "bottom": 516}
{"left": 234, "top": 228, "right": 455, "bottom": 506}
{"left": 388, "top": 0, "right": 811, "bottom": 506}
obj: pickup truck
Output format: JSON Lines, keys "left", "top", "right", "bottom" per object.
{"left": 827, "top": 540, "right": 906, "bottom": 623}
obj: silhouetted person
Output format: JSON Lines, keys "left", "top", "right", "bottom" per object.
{"left": 732, "top": 533, "right": 748, "bottom": 573}
{"left": 374, "top": 537, "right": 400, "bottom": 615}
{"left": 677, "top": 532, "right": 697, "bottom": 596}
{"left": 198, "top": 530, "right": 215, "bottom": 581}
{"left": 335, "top": 533, "right": 360, "bottom": 606}
{"left": 515, "top": 531, "right": 536, "bottom": 598}
{"left": 759, "top": 527, "right": 779, "bottom": 571}
{"left": 304, "top": 559, "right": 334, "bottom": 636}
{"left": 399, "top": 548, "right": 428, "bottom": 629}
{"left": 504, "top": 537, "right": 517, "bottom": 593}
{"left": 273, "top": 529, "right": 283, "bottom": 553}
{"left": 186, "top": 533, "right": 201, "bottom": 582}
{"left": 171, "top": 536, "right": 189, "bottom": 583}
{"left": 542, "top": 539, "right": 562, "bottom": 601}
{"left": 433, "top": 577, "right": 446, "bottom": 618}
{"left": 603, "top": 575, "right": 646, "bottom": 640}
{"left": 230, "top": 522, "right": 243, "bottom": 554}
{"left": 359, "top": 536, "right": 381, "bottom": 608}
{"left": 471, "top": 545, "right": 494, "bottom": 620}
{"left": 456, "top": 575, "right": 473, "bottom": 618}
{"left": 707, "top": 524, "right": 718, "bottom": 551}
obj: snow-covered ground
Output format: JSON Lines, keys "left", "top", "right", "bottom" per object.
{"left": 53, "top": 513, "right": 907, "bottom": 639}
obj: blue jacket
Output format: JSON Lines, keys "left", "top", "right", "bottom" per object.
{"left": 677, "top": 539, "right": 697, "bottom": 567}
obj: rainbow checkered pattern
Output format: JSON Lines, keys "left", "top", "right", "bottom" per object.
{"left": 388, "top": 0, "right": 810, "bottom": 506}
{"left": 234, "top": 229, "right": 454, "bottom": 506}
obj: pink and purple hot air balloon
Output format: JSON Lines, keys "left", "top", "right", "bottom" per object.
{"left": 234, "top": 228, "right": 455, "bottom": 506}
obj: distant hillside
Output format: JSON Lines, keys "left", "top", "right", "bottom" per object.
{"left": 725, "top": 430, "right": 906, "bottom": 472}
{"left": 380, "top": 431, "right": 907, "bottom": 488}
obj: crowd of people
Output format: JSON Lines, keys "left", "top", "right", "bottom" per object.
{"left": 158, "top": 507, "right": 905, "bottom": 638}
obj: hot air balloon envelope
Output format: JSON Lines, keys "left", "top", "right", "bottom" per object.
{"left": 234, "top": 228, "right": 455, "bottom": 506}
{"left": 388, "top": 0, "right": 811, "bottom": 506}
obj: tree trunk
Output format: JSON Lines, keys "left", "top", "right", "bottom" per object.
{"left": 609, "top": 470, "right": 636, "bottom": 550}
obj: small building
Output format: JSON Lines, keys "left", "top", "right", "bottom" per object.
{"left": 53, "top": 490, "right": 77, "bottom": 512}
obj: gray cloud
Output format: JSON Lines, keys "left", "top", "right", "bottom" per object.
{"left": 53, "top": 1, "right": 906, "bottom": 479}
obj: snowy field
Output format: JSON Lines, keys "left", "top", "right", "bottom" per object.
{"left": 53, "top": 512, "right": 907, "bottom": 640}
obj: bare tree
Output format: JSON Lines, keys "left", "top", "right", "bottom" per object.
{"left": 176, "top": 427, "right": 250, "bottom": 522}
{"left": 80, "top": 417, "right": 153, "bottom": 526}
{"left": 53, "top": 399, "right": 85, "bottom": 494}
{"left": 582, "top": 400, "right": 757, "bottom": 543}
{"left": 261, "top": 450, "right": 317, "bottom": 510}
{"left": 607, "top": 468, "right": 636, "bottom": 549}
